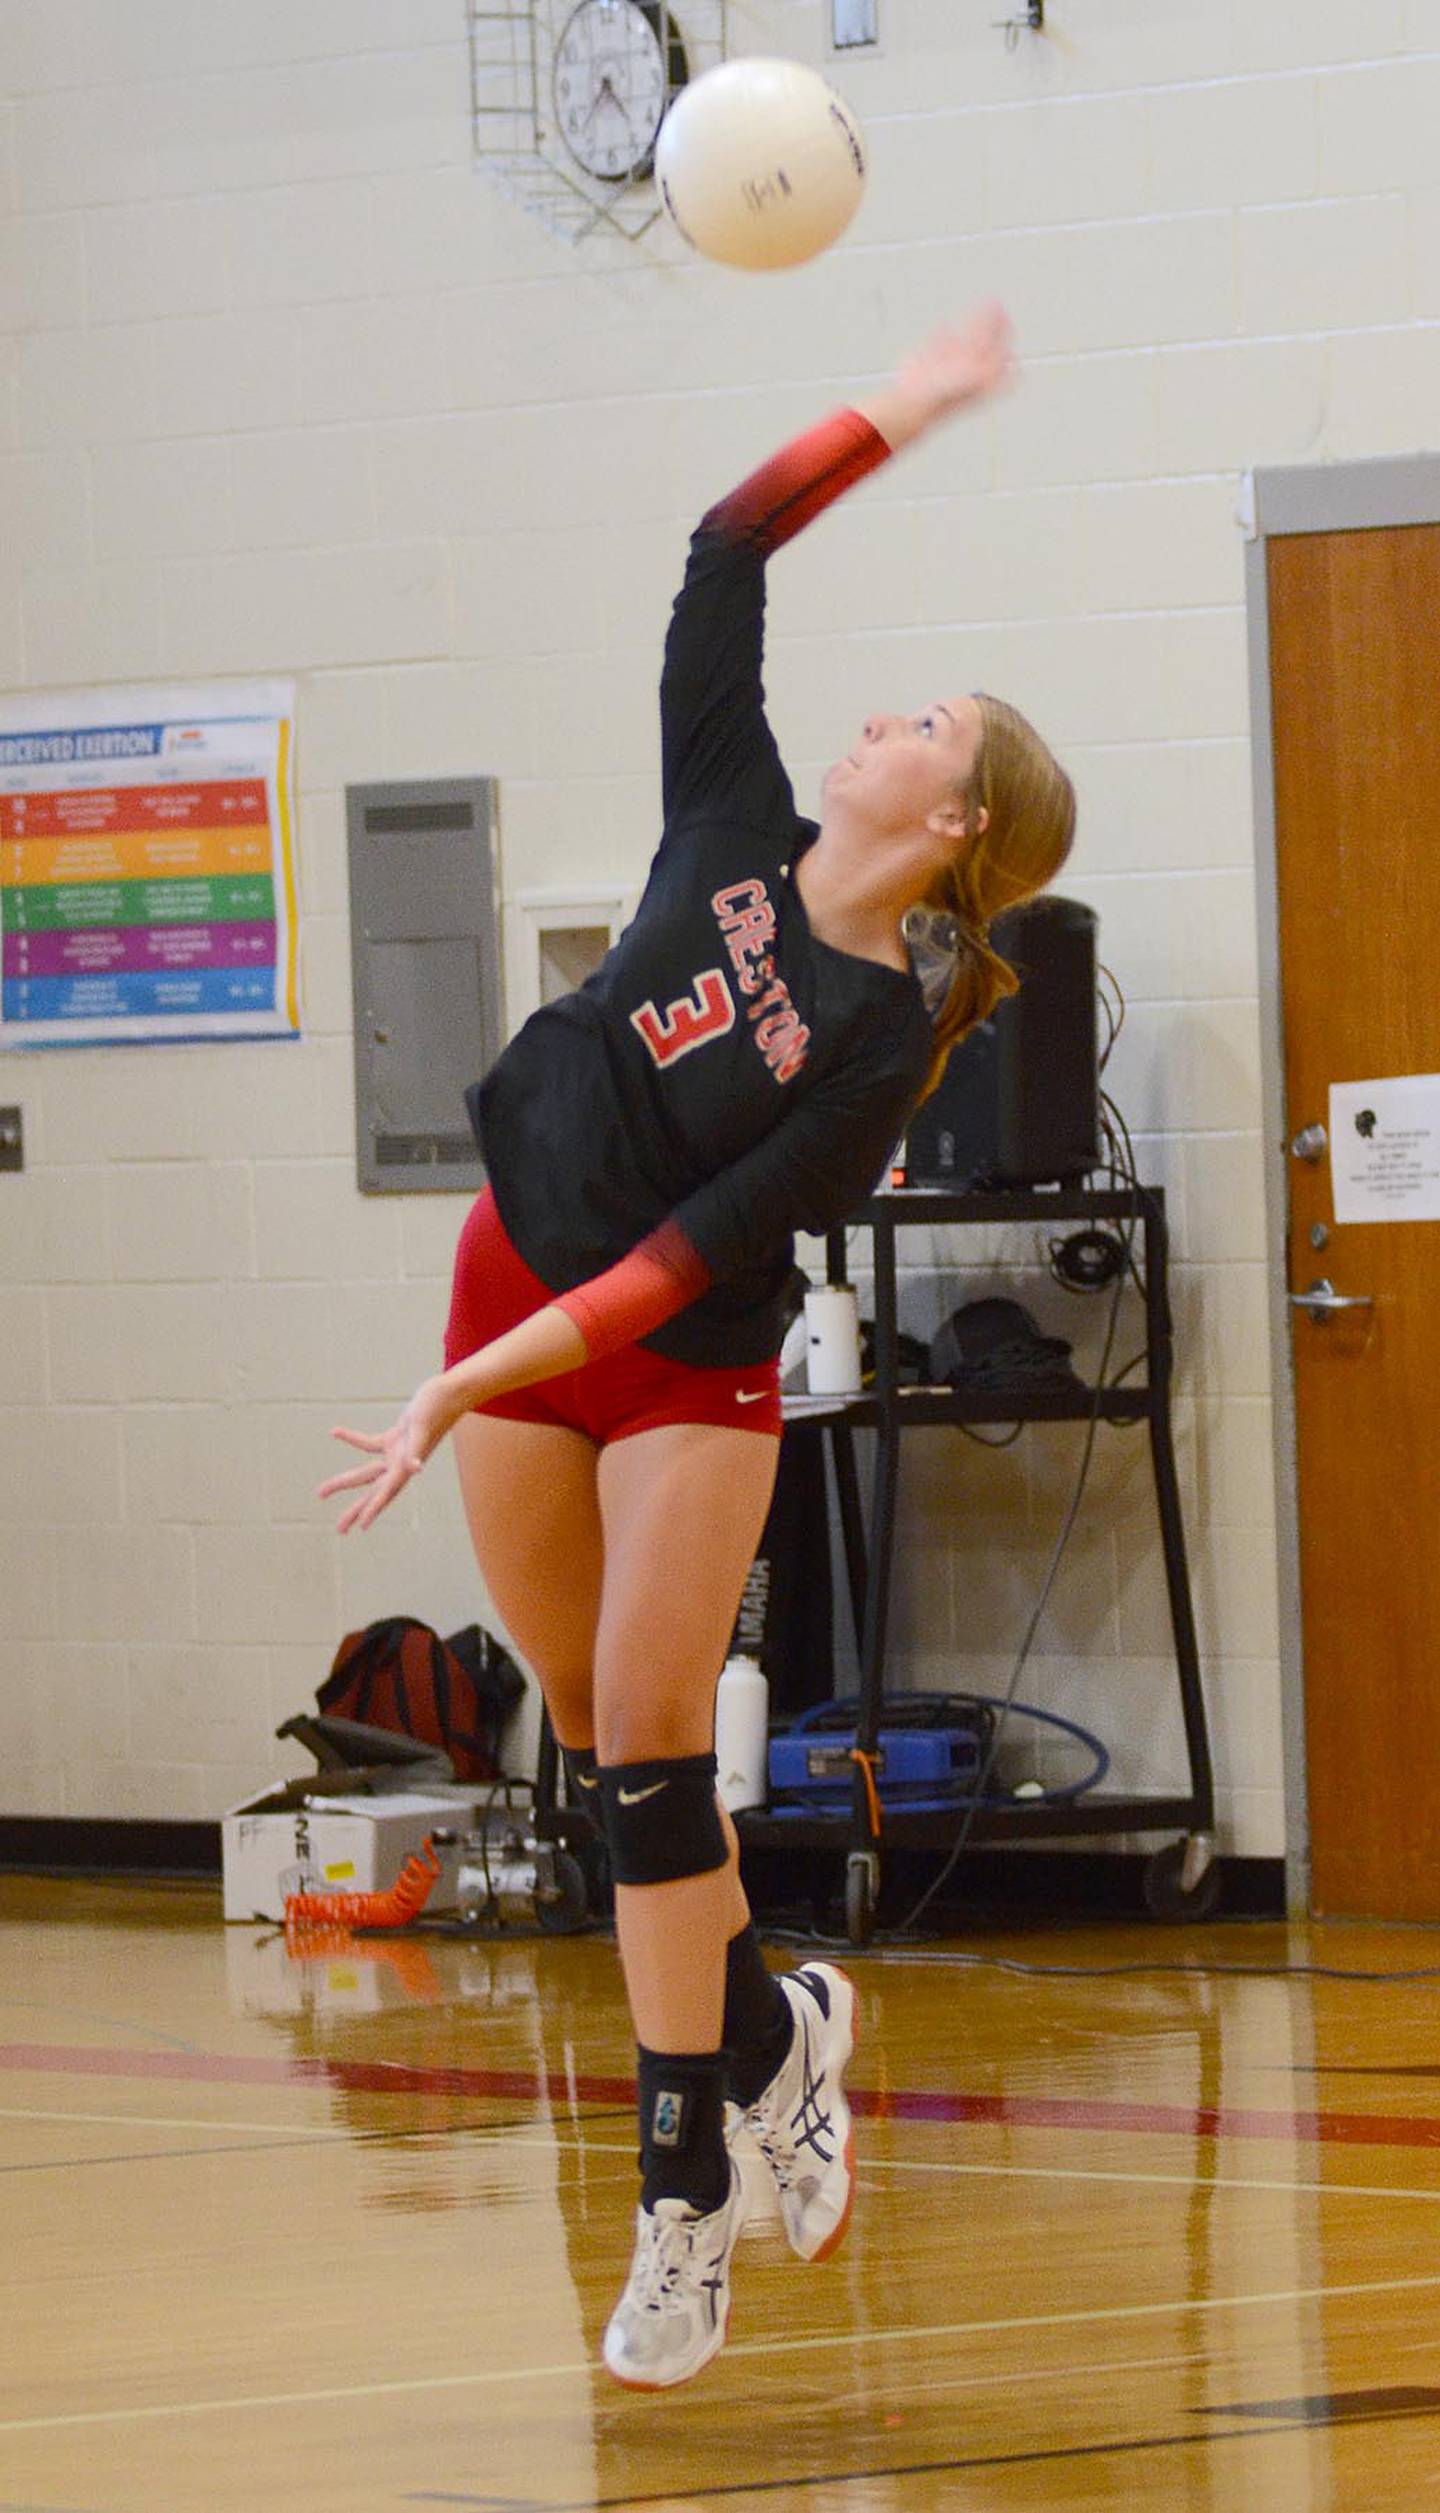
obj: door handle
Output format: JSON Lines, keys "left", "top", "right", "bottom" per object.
{"left": 1288, "top": 1277, "right": 1374, "bottom": 1322}
{"left": 1290, "top": 1123, "right": 1328, "bottom": 1162}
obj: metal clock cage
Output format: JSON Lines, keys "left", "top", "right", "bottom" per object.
{"left": 468, "top": 0, "right": 728, "bottom": 245}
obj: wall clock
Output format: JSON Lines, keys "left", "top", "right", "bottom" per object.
{"left": 469, "top": 0, "right": 726, "bottom": 244}
{"left": 552, "top": 0, "right": 687, "bottom": 183}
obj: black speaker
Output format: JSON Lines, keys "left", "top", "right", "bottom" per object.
{"left": 905, "top": 894, "right": 1099, "bottom": 1190}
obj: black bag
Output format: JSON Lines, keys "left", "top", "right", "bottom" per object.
{"left": 316, "top": 1616, "right": 525, "bottom": 1784}
{"left": 929, "top": 1297, "right": 1088, "bottom": 1401}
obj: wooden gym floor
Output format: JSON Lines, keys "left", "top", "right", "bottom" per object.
{"left": 5, "top": 1877, "right": 1440, "bottom": 2510}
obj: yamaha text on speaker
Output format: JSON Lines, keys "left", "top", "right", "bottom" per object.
{"left": 905, "top": 895, "right": 1099, "bottom": 1190}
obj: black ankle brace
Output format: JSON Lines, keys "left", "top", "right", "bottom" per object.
{"left": 636, "top": 2045, "right": 730, "bottom": 2216}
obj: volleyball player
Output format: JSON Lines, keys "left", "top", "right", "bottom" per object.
{"left": 321, "top": 302, "right": 1076, "bottom": 2390}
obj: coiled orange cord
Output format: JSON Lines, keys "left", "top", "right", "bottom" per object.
{"left": 284, "top": 1836, "right": 442, "bottom": 1939}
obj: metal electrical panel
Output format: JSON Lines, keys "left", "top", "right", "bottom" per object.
{"left": 346, "top": 779, "right": 501, "bottom": 1194}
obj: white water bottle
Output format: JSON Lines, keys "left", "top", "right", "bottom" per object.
{"left": 804, "top": 1283, "right": 862, "bottom": 1395}
{"left": 715, "top": 1653, "right": 769, "bottom": 1813}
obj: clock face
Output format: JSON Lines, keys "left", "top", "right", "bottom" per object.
{"left": 551, "top": 0, "right": 678, "bottom": 183}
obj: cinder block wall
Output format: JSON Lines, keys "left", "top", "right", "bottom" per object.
{"left": 3, "top": 1, "right": 1435, "bottom": 1844}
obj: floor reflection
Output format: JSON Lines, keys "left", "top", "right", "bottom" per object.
{"left": 9, "top": 1883, "right": 1440, "bottom": 2508}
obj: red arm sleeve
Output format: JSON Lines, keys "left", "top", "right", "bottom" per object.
{"left": 659, "top": 410, "right": 892, "bottom": 828}
{"left": 700, "top": 407, "right": 891, "bottom": 554}
{"left": 553, "top": 1218, "right": 714, "bottom": 1362}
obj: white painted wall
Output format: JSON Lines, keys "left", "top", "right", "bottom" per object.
{"left": 3, "top": 0, "right": 1435, "bottom": 1847}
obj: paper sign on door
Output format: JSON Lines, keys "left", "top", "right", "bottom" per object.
{"left": 1329, "top": 1075, "right": 1440, "bottom": 1223}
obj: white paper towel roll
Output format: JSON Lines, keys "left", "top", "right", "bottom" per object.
{"left": 804, "top": 1284, "right": 862, "bottom": 1395}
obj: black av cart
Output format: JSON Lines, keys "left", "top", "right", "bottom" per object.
{"left": 734, "top": 1184, "right": 1216, "bottom": 1942}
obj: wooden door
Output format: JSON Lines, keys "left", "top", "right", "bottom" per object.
{"left": 1267, "top": 521, "right": 1440, "bottom": 1919}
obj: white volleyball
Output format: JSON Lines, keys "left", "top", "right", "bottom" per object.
{"left": 655, "top": 56, "right": 867, "bottom": 272}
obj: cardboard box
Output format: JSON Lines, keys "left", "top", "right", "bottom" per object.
{"left": 222, "top": 1781, "right": 487, "bottom": 1923}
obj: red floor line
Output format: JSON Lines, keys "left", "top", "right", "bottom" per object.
{"left": 4, "top": 2039, "right": 1440, "bottom": 2152}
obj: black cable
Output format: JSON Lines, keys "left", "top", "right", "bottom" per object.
{"left": 1097, "top": 963, "right": 1125, "bottom": 1076}
{"left": 887, "top": 1225, "right": 1133, "bottom": 1939}
{"left": 880, "top": 1086, "right": 1172, "bottom": 1940}
{"left": 760, "top": 1933, "right": 1440, "bottom": 1985}
{"left": 510, "top": 1912, "right": 1440, "bottom": 1985}
{"left": 1105, "top": 1350, "right": 1150, "bottom": 1392}
{"left": 822, "top": 1053, "right": 1168, "bottom": 1940}
{"left": 1099, "top": 1089, "right": 1159, "bottom": 1308}
{"left": 1049, "top": 1225, "right": 1128, "bottom": 1294}
{"left": 1097, "top": 987, "right": 1117, "bottom": 1074}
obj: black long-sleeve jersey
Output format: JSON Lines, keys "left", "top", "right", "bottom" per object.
{"left": 467, "top": 409, "right": 934, "bottom": 1369}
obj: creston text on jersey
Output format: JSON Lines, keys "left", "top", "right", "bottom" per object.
{"left": 712, "top": 877, "right": 810, "bottom": 1083}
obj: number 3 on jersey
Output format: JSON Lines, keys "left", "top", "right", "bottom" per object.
{"left": 630, "top": 967, "right": 735, "bottom": 1068}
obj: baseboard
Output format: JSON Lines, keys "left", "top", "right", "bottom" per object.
{"left": 0, "top": 1816, "right": 223, "bottom": 1881}
{"left": 0, "top": 1814, "right": 1284, "bottom": 1925}
{"left": 741, "top": 1844, "right": 1288, "bottom": 1927}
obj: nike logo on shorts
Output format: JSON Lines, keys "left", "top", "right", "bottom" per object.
{"left": 735, "top": 1389, "right": 770, "bottom": 1405}
{"left": 618, "top": 1781, "right": 667, "bottom": 1805}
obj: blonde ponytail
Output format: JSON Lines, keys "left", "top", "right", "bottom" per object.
{"left": 914, "top": 693, "right": 1076, "bottom": 1104}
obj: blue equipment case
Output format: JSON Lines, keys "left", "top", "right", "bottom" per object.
{"left": 768, "top": 1695, "right": 994, "bottom": 1807}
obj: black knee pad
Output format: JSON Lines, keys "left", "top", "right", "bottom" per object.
{"left": 598, "top": 1753, "right": 727, "bottom": 1886}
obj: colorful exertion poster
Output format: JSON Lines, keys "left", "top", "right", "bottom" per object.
{"left": 0, "top": 681, "right": 299, "bottom": 1048}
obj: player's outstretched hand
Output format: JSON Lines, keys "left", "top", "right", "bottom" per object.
{"left": 854, "top": 302, "right": 1016, "bottom": 456}
{"left": 319, "top": 1303, "right": 588, "bottom": 1533}
{"left": 896, "top": 302, "right": 1015, "bottom": 424}
{"left": 319, "top": 1377, "right": 459, "bottom": 1535}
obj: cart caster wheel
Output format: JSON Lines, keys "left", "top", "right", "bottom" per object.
{"left": 535, "top": 1849, "right": 588, "bottom": 1934}
{"left": 1143, "top": 1836, "right": 1221, "bottom": 1923}
{"left": 844, "top": 1854, "right": 878, "bottom": 1947}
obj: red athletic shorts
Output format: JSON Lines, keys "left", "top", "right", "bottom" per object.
{"left": 443, "top": 1187, "right": 783, "bottom": 1445}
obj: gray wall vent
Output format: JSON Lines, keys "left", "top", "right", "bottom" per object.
{"left": 345, "top": 777, "right": 501, "bottom": 1195}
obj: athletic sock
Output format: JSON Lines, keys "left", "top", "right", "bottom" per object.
{"left": 636, "top": 2046, "right": 731, "bottom": 2217}
{"left": 722, "top": 1922, "right": 795, "bottom": 2107}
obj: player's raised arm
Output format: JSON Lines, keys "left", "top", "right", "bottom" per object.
{"left": 658, "top": 405, "right": 890, "bottom": 828}
{"left": 659, "top": 307, "right": 1014, "bottom": 824}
